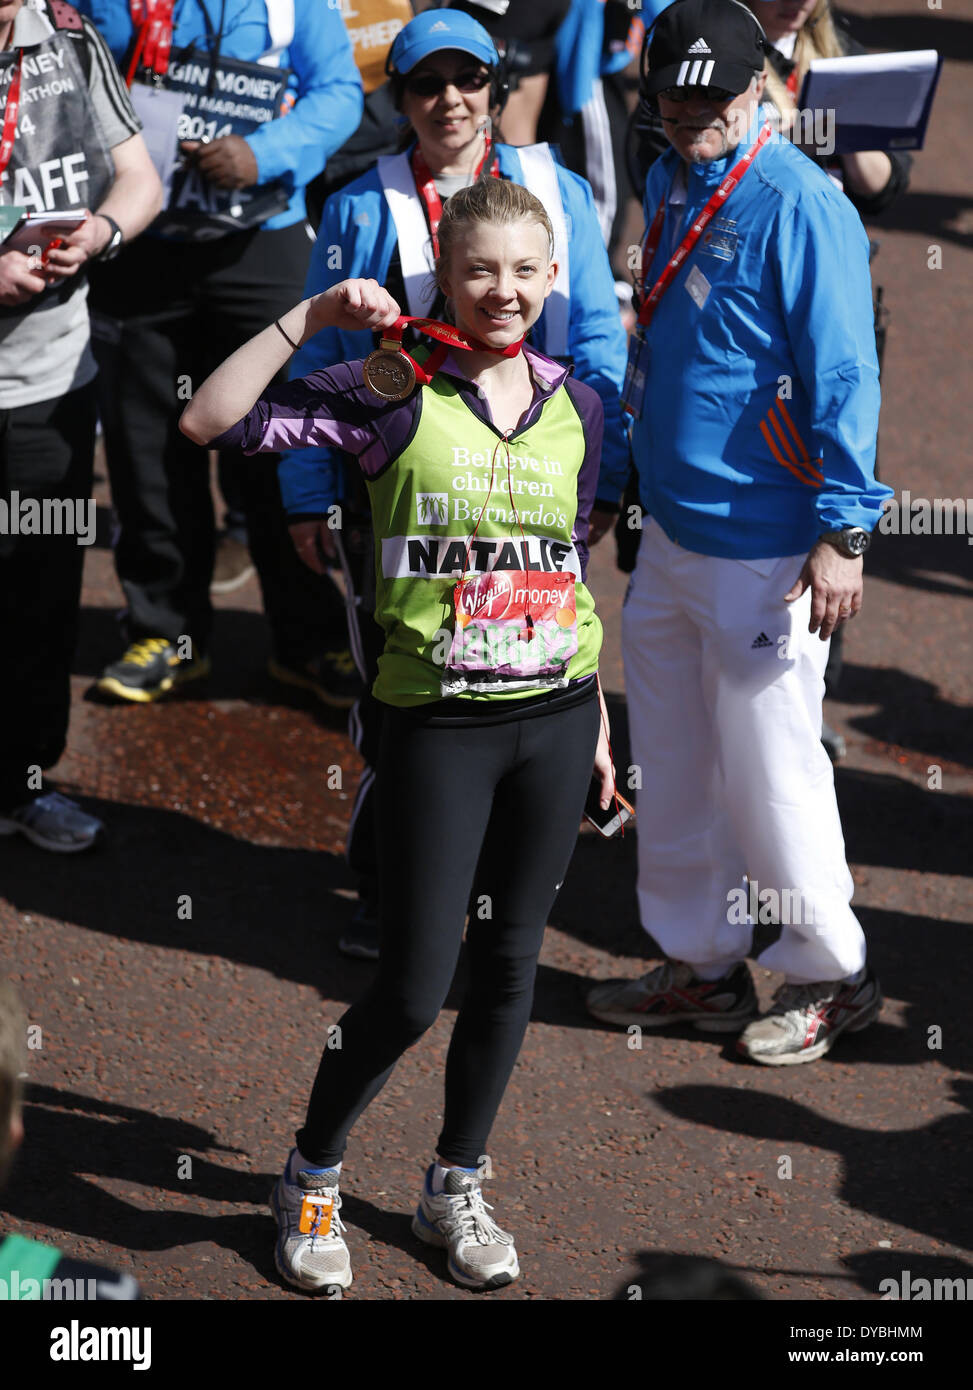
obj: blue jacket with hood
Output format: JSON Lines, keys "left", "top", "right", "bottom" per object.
{"left": 598, "top": 107, "right": 891, "bottom": 559}
{"left": 278, "top": 141, "right": 630, "bottom": 517}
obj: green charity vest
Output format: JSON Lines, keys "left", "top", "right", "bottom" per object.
{"left": 0, "top": 1233, "right": 61, "bottom": 1299}
{"left": 367, "top": 370, "right": 602, "bottom": 706}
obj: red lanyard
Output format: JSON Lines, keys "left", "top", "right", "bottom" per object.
{"left": 126, "top": 0, "right": 175, "bottom": 86}
{"left": 381, "top": 313, "right": 524, "bottom": 386}
{"left": 411, "top": 138, "right": 499, "bottom": 258}
{"left": 0, "top": 50, "right": 23, "bottom": 183}
{"left": 636, "top": 122, "right": 771, "bottom": 330}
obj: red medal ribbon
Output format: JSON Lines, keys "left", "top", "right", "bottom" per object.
{"left": 127, "top": 0, "right": 175, "bottom": 86}
{"left": 379, "top": 313, "right": 524, "bottom": 387}
{"left": 635, "top": 122, "right": 772, "bottom": 329}
{"left": 0, "top": 50, "right": 23, "bottom": 183}
{"left": 411, "top": 137, "right": 499, "bottom": 259}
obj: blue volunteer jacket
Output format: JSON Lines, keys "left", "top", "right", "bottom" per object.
{"left": 279, "top": 140, "right": 630, "bottom": 516}
{"left": 599, "top": 107, "right": 891, "bottom": 559}
{"left": 77, "top": 0, "right": 363, "bottom": 228}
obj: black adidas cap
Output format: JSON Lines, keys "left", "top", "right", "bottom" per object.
{"left": 642, "top": 0, "right": 768, "bottom": 99}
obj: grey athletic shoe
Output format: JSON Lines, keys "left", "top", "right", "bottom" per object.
{"left": 737, "top": 970, "right": 882, "bottom": 1066}
{"left": 586, "top": 960, "right": 757, "bottom": 1032}
{"left": 270, "top": 1157, "right": 352, "bottom": 1293}
{"left": 412, "top": 1167, "right": 519, "bottom": 1290}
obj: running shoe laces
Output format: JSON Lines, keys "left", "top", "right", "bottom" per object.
{"left": 440, "top": 1173, "right": 514, "bottom": 1247}
{"left": 122, "top": 637, "right": 176, "bottom": 667}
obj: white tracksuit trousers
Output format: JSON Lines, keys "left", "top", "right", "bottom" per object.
{"left": 622, "top": 519, "right": 865, "bottom": 984}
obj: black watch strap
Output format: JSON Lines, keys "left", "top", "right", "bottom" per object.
{"left": 96, "top": 215, "right": 123, "bottom": 261}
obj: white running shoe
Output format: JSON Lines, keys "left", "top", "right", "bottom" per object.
{"left": 737, "top": 971, "right": 883, "bottom": 1066}
{"left": 412, "top": 1167, "right": 519, "bottom": 1290}
{"left": 270, "top": 1156, "right": 352, "bottom": 1293}
{"left": 0, "top": 792, "right": 103, "bottom": 852}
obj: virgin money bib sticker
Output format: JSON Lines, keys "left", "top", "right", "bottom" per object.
{"left": 444, "top": 570, "right": 578, "bottom": 695}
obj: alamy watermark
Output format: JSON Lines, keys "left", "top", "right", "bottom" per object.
{"left": 0, "top": 492, "right": 95, "bottom": 546}
{"left": 878, "top": 492, "right": 973, "bottom": 543}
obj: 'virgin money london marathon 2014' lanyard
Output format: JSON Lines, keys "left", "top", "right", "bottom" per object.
{"left": 126, "top": 0, "right": 176, "bottom": 85}
{"left": 410, "top": 138, "right": 499, "bottom": 259}
{"left": 622, "top": 122, "right": 772, "bottom": 418}
{"left": 0, "top": 51, "right": 23, "bottom": 182}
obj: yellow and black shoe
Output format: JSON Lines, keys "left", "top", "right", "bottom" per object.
{"left": 268, "top": 650, "right": 363, "bottom": 710}
{"left": 96, "top": 638, "right": 211, "bottom": 704}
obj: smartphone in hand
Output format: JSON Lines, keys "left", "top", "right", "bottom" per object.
{"left": 583, "top": 776, "right": 635, "bottom": 839}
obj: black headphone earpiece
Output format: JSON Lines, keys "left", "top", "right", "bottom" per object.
{"left": 487, "top": 42, "right": 510, "bottom": 114}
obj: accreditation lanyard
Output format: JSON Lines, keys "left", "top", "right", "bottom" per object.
{"left": 635, "top": 122, "right": 771, "bottom": 330}
{"left": 0, "top": 51, "right": 23, "bottom": 182}
{"left": 126, "top": 0, "right": 176, "bottom": 86}
{"left": 622, "top": 123, "right": 771, "bottom": 419}
{"left": 410, "top": 138, "right": 499, "bottom": 259}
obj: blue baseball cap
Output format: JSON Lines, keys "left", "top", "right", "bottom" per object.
{"left": 387, "top": 10, "right": 500, "bottom": 77}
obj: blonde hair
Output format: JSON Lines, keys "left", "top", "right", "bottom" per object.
{"left": 0, "top": 978, "right": 26, "bottom": 1187}
{"left": 434, "top": 179, "right": 554, "bottom": 295}
{"left": 755, "top": 0, "right": 844, "bottom": 119}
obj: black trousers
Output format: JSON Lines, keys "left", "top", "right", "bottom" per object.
{"left": 0, "top": 382, "right": 96, "bottom": 810}
{"left": 297, "top": 685, "right": 600, "bottom": 1168}
{"left": 88, "top": 223, "right": 346, "bottom": 659}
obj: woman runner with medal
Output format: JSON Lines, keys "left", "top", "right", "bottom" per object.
{"left": 279, "top": 5, "right": 630, "bottom": 961}
{"left": 181, "top": 176, "right": 616, "bottom": 1295}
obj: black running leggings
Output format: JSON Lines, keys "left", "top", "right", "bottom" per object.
{"left": 297, "top": 684, "right": 600, "bottom": 1167}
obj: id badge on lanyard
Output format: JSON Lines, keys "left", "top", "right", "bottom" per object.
{"left": 621, "top": 327, "right": 650, "bottom": 421}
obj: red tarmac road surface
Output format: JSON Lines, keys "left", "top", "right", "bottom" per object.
{"left": 1, "top": 0, "right": 971, "bottom": 1307}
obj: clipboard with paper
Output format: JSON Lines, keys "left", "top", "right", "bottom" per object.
{"left": 797, "top": 49, "right": 942, "bottom": 153}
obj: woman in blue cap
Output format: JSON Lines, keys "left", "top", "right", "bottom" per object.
{"left": 279, "top": 5, "right": 630, "bottom": 963}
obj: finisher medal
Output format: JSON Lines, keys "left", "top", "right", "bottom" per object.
{"left": 362, "top": 340, "right": 417, "bottom": 401}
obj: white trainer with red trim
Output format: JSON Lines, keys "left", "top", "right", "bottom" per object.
{"left": 737, "top": 971, "right": 882, "bottom": 1066}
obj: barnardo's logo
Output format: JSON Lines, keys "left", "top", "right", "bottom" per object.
{"left": 0, "top": 492, "right": 95, "bottom": 546}
{"left": 416, "top": 493, "right": 448, "bottom": 526}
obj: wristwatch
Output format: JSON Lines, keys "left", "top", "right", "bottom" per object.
{"left": 95, "top": 215, "right": 123, "bottom": 262}
{"left": 820, "top": 527, "right": 870, "bottom": 558}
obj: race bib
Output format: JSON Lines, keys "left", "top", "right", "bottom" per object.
{"left": 146, "top": 49, "right": 293, "bottom": 240}
{"left": 442, "top": 569, "right": 578, "bottom": 696}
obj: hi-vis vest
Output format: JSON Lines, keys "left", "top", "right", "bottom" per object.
{"left": 0, "top": 3, "right": 113, "bottom": 228}
{"left": 367, "top": 367, "right": 602, "bottom": 707}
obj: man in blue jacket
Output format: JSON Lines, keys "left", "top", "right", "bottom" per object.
{"left": 78, "top": 0, "right": 363, "bottom": 702}
{"left": 586, "top": 0, "right": 891, "bottom": 1066}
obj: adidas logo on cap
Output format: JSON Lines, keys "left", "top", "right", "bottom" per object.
{"left": 429, "top": 19, "right": 449, "bottom": 30}
{"left": 688, "top": 37, "right": 711, "bottom": 54}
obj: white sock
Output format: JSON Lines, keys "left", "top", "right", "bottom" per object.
{"left": 288, "top": 1149, "right": 341, "bottom": 1183}
{"left": 429, "top": 1160, "right": 476, "bottom": 1194}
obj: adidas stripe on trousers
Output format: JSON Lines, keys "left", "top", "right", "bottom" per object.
{"left": 622, "top": 519, "right": 865, "bottom": 984}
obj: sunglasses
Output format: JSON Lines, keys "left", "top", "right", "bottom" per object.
{"left": 404, "top": 68, "right": 491, "bottom": 97}
{"left": 659, "top": 84, "right": 737, "bottom": 103}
